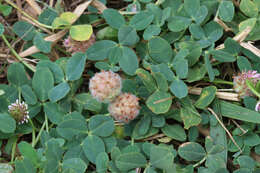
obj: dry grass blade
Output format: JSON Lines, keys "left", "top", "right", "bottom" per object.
{"left": 216, "top": 26, "right": 252, "bottom": 50}
{"left": 214, "top": 17, "right": 233, "bottom": 32}
{"left": 91, "top": 0, "right": 107, "bottom": 13}
{"left": 208, "top": 108, "right": 242, "bottom": 153}
{"left": 0, "top": 53, "right": 12, "bottom": 58}
{"left": 233, "top": 27, "right": 252, "bottom": 43}
{"left": 19, "top": 30, "right": 68, "bottom": 58}
{"left": 21, "top": 16, "right": 52, "bottom": 34}
{"left": 18, "top": 0, "right": 100, "bottom": 58}
{"left": 73, "top": 0, "right": 94, "bottom": 19}
{"left": 231, "top": 120, "right": 248, "bottom": 135}
{"left": 141, "top": 133, "right": 166, "bottom": 141}
{"left": 188, "top": 87, "right": 240, "bottom": 101}
{"left": 240, "top": 42, "right": 260, "bottom": 58}
{"left": 25, "top": 0, "right": 42, "bottom": 15}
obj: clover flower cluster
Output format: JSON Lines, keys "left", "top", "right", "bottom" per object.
{"left": 233, "top": 70, "right": 260, "bottom": 98}
{"left": 63, "top": 33, "right": 96, "bottom": 54}
{"left": 89, "top": 71, "right": 140, "bottom": 123}
{"left": 8, "top": 99, "right": 29, "bottom": 124}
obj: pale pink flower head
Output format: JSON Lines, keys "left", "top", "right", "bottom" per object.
{"left": 108, "top": 93, "right": 140, "bottom": 123}
{"left": 233, "top": 70, "right": 260, "bottom": 98}
{"left": 8, "top": 99, "right": 29, "bottom": 124}
{"left": 89, "top": 70, "right": 122, "bottom": 103}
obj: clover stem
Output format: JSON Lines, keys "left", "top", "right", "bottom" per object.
{"left": 1, "top": 34, "right": 36, "bottom": 72}
{"left": 193, "top": 155, "right": 207, "bottom": 168}
{"left": 4, "top": 0, "right": 52, "bottom": 29}
{"left": 11, "top": 137, "right": 18, "bottom": 163}
{"left": 45, "top": 114, "right": 49, "bottom": 133}
{"left": 32, "top": 120, "right": 46, "bottom": 147}
{"left": 246, "top": 79, "right": 260, "bottom": 98}
{"left": 29, "top": 119, "right": 36, "bottom": 147}
{"left": 204, "top": 78, "right": 233, "bottom": 85}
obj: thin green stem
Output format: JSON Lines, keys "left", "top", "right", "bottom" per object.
{"left": 246, "top": 79, "right": 260, "bottom": 98}
{"left": 204, "top": 78, "right": 233, "bottom": 85}
{"left": 45, "top": 114, "right": 49, "bottom": 133}
{"left": 1, "top": 35, "right": 36, "bottom": 72}
{"left": 4, "top": 0, "right": 53, "bottom": 29}
{"left": 29, "top": 119, "right": 36, "bottom": 147}
{"left": 32, "top": 120, "right": 46, "bottom": 148}
{"left": 193, "top": 155, "right": 207, "bottom": 168}
{"left": 11, "top": 137, "right": 18, "bottom": 163}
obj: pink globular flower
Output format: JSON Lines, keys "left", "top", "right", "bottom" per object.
{"left": 233, "top": 70, "right": 260, "bottom": 98}
{"left": 63, "top": 34, "right": 96, "bottom": 54}
{"left": 8, "top": 99, "right": 29, "bottom": 124}
{"left": 89, "top": 70, "right": 122, "bottom": 103}
{"left": 108, "top": 93, "right": 140, "bottom": 123}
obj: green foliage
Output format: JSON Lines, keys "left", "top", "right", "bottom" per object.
{"left": 83, "top": 135, "right": 105, "bottom": 164}
{"left": 33, "top": 33, "right": 51, "bottom": 53}
{"left": 194, "top": 86, "right": 217, "bottom": 109}
{"left": 49, "top": 82, "right": 70, "bottom": 102}
{"left": 66, "top": 52, "right": 87, "bottom": 81}
{"left": 52, "top": 12, "right": 77, "bottom": 28}
{"left": 115, "top": 152, "right": 147, "bottom": 171}
{"left": 146, "top": 91, "right": 172, "bottom": 114}
{"left": 148, "top": 36, "right": 172, "bottom": 63}
{"left": 178, "top": 142, "right": 206, "bottom": 161}
{"left": 2, "top": 0, "right": 260, "bottom": 172}
{"left": 69, "top": 24, "right": 93, "bottom": 41}
{"left": 12, "top": 21, "right": 36, "bottom": 41}
{"left": 0, "top": 23, "right": 4, "bottom": 35}
{"left": 0, "top": 113, "right": 16, "bottom": 133}
{"left": 103, "top": 9, "right": 125, "bottom": 29}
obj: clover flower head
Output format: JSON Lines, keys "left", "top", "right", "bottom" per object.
{"left": 8, "top": 99, "right": 29, "bottom": 124}
{"left": 233, "top": 70, "right": 260, "bottom": 98}
{"left": 108, "top": 93, "right": 140, "bottom": 123}
{"left": 89, "top": 70, "right": 122, "bottom": 103}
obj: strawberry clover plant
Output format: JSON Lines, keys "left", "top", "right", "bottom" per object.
{"left": 1, "top": 0, "right": 260, "bottom": 172}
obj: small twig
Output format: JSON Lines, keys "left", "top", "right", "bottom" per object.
{"left": 142, "top": 133, "right": 166, "bottom": 141}
{"left": 1, "top": 35, "right": 36, "bottom": 72}
{"left": 21, "top": 16, "right": 53, "bottom": 34}
{"left": 240, "top": 42, "right": 260, "bottom": 58}
{"left": 232, "top": 0, "right": 240, "bottom": 7}
{"left": 189, "top": 87, "right": 240, "bottom": 102}
{"left": 198, "top": 125, "right": 210, "bottom": 137}
{"left": 231, "top": 120, "right": 248, "bottom": 135}
{"left": 91, "top": 0, "right": 107, "bottom": 13}
{"left": 214, "top": 16, "right": 233, "bottom": 32}
{"left": 0, "top": 53, "right": 12, "bottom": 58}
{"left": 15, "top": 0, "right": 22, "bottom": 19}
{"left": 233, "top": 27, "right": 252, "bottom": 43}
{"left": 251, "top": 151, "right": 260, "bottom": 163}
{"left": 208, "top": 108, "right": 242, "bottom": 153}
{"left": 5, "top": 0, "right": 52, "bottom": 29}
{"left": 217, "top": 89, "right": 235, "bottom": 92}
{"left": 49, "top": 0, "right": 54, "bottom": 7}
{"left": 119, "top": 11, "right": 138, "bottom": 15}
{"left": 19, "top": 0, "right": 96, "bottom": 58}
{"left": 25, "top": 0, "right": 42, "bottom": 15}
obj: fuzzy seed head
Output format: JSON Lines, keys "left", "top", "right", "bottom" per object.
{"left": 89, "top": 70, "right": 122, "bottom": 103}
{"left": 8, "top": 99, "right": 29, "bottom": 124}
{"left": 108, "top": 93, "right": 140, "bottom": 123}
{"left": 233, "top": 70, "right": 260, "bottom": 98}
{"left": 63, "top": 34, "right": 96, "bottom": 54}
